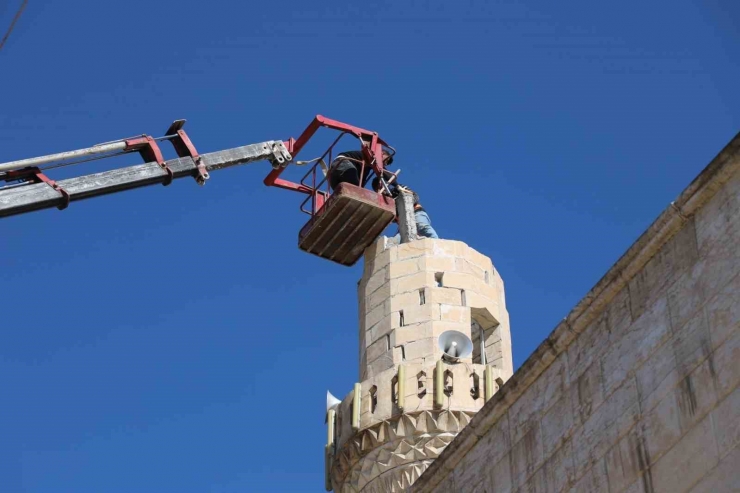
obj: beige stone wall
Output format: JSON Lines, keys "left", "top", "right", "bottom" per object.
{"left": 411, "top": 140, "right": 740, "bottom": 492}
{"left": 358, "top": 238, "right": 513, "bottom": 381}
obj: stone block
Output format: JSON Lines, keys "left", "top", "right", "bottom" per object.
{"left": 366, "top": 352, "right": 394, "bottom": 378}
{"left": 367, "top": 335, "right": 390, "bottom": 363}
{"left": 712, "top": 329, "right": 740, "bottom": 398}
{"left": 510, "top": 355, "right": 569, "bottom": 445}
{"left": 642, "top": 392, "right": 681, "bottom": 462}
{"left": 454, "top": 257, "right": 487, "bottom": 281}
{"left": 363, "top": 265, "right": 389, "bottom": 297}
{"left": 396, "top": 240, "right": 433, "bottom": 260}
{"left": 488, "top": 453, "right": 513, "bottom": 493}
{"left": 423, "top": 255, "right": 457, "bottom": 273}
{"left": 705, "top": 271, "right": 740, "bottom": 351}
{"left": 395, "top": 323, "right": 434, "bottom": 345}
{"left": 694, "top": 176, "right": 740, "bottom": 302}
{"left": 437, "top": 271, "right": 480, "bottom": 292}
{"left": 542, "top": 439, "right": 576, "bottom": 493}
{"left": 426, "top": 287, "right": 463, "bottom": 306}
{"left": 403, "top": 337, "right": 436, "bottom": 363}
{"left": 365, "top": 312, "right": 398, "bottom": 346}
{"left": 600, "top": 297, "right": 671, "bottom": 396}
{"left": 571, "top": 378, "right": 640, "bottom": 479}
{"left": 476, "top": 283, "right": 503, "bottom": 304}
{"left": 689, "top": 445, "right": 740, "bottom": 493}
{"left": 483, "top": 326, "right": 502, "bottom": 346}
{"left": 453, "top": 425, "right": 499, "bottom": 488}
{"left": 364, "top": 247, "right": 392, "bottom": 277}
{"left": 570, "top": 361, "right": 605, "bottom": 425}
{"left": 460, "top": 244, "right": 494, "bottom": 273}
{"left": 389, "top": 290, "right": 423, "bottom": 312}
{"left": 566, "top": 311, "right": 611, "bottom": 381}
{"left": 711, "top": 384, "right": 740, "bottom": 459}
{"left": 389, "top": 257, "right": 422, "bottom": 280}
{"left": 540, "top": 394, "right": 576, "bottom": 458}
{"left": 675, "top": 357, "right": 719, "bottom": 434}
{"left": 485, "top": 341, "right": 503, "bottom": 365}
{"left": 364, "top": 300, "right": 390, "bottom": 333}
{"left": 430, "top": 238, "right": 466, "bottom": 258}
{"left": 429, "top": 474, "right": 456, "bottom": 493}
{"left": 439, "top": 304, "right": 470, "bottom": 324}
{"left": 510, "top": 421, "right": 544, "bottom": 490}
{"left": 666, "top": 262, "right": 706, "bottom": 333}
{"left": 696, "top": 252, "right": 740, "bottom": 321}
{"left": 636, "top": 312, "right": 715, "bottom": 416}
{"left": 392, "top": 271, "right": 435, "bottom": 295}
{"left": 365, "top": 282, "right": 391, "bottom": 313}
{"left": 605, "top": 285, "right": 634, "bottom": 334}
{"left": 363, "top": 236, "right": 389, "bottom": 262}
{"left": 570, "top": 458, "right": 609, "bottom": 493}
{"left": 634, "top": 335, "right": 676, "bottom": 413}
{"left": 628, "top": 222, "right": 697, "bottom": 320}
{"left": 649, "top": 413, "right": 719, "bottom": 493}
{"left": 671, "top": 307, "right": 712, "bottom": 377}
{"left": 603, "top": 431, "right": 644, "bottom": 493}
{"left": 694, "top": 171, "right": 740, "bottom": 257}
{"left": 402, "top": 303, "right": 441, "bottom": 326}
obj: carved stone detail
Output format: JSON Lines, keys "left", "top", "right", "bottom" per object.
{"left": 331, "top": 410, "right": 474, "bottom": 491}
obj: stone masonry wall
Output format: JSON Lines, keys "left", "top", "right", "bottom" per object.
{"left": 411, "top": 137, "right": 740, "bottom": 492}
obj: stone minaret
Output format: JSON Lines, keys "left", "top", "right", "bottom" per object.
{"left": 325, "top": 238, "right": 513, "bottom": 492}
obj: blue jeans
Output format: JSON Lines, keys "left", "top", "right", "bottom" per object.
{"left": 394, "top": 210, "right": 439, "bottom": 241}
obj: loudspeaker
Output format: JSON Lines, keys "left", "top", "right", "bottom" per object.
{"left": 438, "top": 330, "right": 473, "bottom": 362}
{"left": 326, "top": 391, "right": 342, "bottom": 412}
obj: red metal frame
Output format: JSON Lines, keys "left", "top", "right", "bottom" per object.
{"left": 124, "top": 136, "right": 173, "bottom": 186}
{"left": 264, "top": 115, "right": 394, "bottom": 215}
{"left": 165, "top": 120, "right": 208, "bottom": 185}
{"left": 1, "top": 167, "right": 70, "bottom": 209}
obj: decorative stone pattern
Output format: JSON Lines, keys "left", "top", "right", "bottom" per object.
{"left": 331, "top": 410, "right": 474, "bottom": 492}
{"left": 411, "top": 135, "right": 740, "bottom": 492}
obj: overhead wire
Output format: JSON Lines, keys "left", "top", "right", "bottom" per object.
{"left": 0, "top": 0, "right": 29, "bottom": 52}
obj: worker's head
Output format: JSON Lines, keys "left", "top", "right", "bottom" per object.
{"left": 382, "top": 149, "right": 394, "bottom": 166}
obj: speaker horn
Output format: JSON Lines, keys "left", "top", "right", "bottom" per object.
{"left": 326, "top": 391, "right": 342, "bottom": 413}
{"left": 438, "top": 330, "right": 473, "bottom": 362}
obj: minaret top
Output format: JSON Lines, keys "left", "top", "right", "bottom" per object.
{"left": 358, "top": 237, "right": 513, "bottom": 381}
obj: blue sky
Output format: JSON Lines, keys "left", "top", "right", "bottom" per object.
{"left": 1, "top": 0, "right": 738, "bottom": 491}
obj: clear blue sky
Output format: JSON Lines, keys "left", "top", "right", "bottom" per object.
{"left": 1, "top": 0, "right": 738, "bottom": 491}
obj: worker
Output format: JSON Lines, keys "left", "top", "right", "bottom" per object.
{"left": 328, "top": 148, "right": 393, "bottom": 191}
{"left": 372, "top": 177, "right": 439, "bottom": 241}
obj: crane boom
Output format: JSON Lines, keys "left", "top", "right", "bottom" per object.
{"left": 0, "top": 139, "right": 290, "bottom": 218}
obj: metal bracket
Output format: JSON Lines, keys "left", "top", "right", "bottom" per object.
{"left": 267, "top": 141, "right": 293, "bottom": 169}
{"left": 35, "top": 170, "right": 70, "bottom": 210}
{"left": 125, "top": 136, "right": 173, "bottom": 186}
{"left": 165, "top": 120, "right": 209, "bottom": 186}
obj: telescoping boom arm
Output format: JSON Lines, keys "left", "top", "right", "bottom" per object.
{"left": 0, "top": 120, "right": 292, "bottom": 218}
{"left": 0, "top": 116, "right": 399, "bottom": 267}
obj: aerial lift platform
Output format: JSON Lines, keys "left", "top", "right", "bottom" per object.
{"left": 0, "top": 116, "right": 398, "bottom": 266}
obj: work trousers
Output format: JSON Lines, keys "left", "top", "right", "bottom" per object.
{"left": 393, "top": 210, "right": 439, "bottom": 241}
{"left": 328, "top": 160, "right": 361, "bottom": 190}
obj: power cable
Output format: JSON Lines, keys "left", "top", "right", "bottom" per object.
{"left": 0, "top": 0, "right": 29, "bottom": 52}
